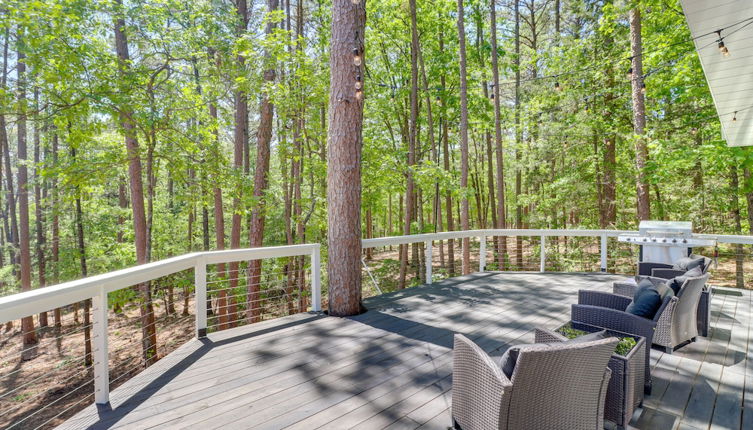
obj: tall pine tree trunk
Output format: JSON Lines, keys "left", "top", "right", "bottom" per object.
{"left": 113, "top": 0, "right": 158, "bottom": 365}
{"left": 490, "top": 0, "right": 506, "bottom": 270}
{"left": 247, "top": 0, "right": 278, "bottom": 323}
{"left": 630, "top": 8, "right": 650, "bottom": 221}
{"left": 33, "top": 89, "right": 48, "bottom": 328}
{"left": 326, "top": 0, "right": 365, "bottom": 317}
{"left": 457, "top": 0, "right": 471, "bottom": 274}
{"left": 17, "top": 28, "right": 37, "bottom": 359}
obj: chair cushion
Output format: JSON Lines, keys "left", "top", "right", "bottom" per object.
{"left": 667, "top": 266, "right": 704, "bottom": 295}
{"left": 673, "top": 256, "right": 705, "bottom": 272}
{"left": 498, "top": 343, "right": 550, "bottom": 379}
{"left": 625, "top": 278, "right": 671, "bottom": 318}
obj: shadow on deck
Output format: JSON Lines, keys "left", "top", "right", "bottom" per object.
{"left": 57, "top": 272, "right": 752, "bottom": 430}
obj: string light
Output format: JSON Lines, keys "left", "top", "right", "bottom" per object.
{"left": 626, "top": 67, "right": 633, "bottom": 80}
{"left": 554, "top": 81, "right": 562, "bottom": 92}
{"left": 641, "top": 83, "right": 646, "bottom": 94}
{"left": 691, "top": 127, "right": 698, "bottom": 135}
{"left": 353, "top": 48, "right": 362, "bottom": 66}
{"left": 733, "top": 111, "right": 738, "bottom": 122}
{"left": 716, "top": 30, "right": 730, "bottom": 57}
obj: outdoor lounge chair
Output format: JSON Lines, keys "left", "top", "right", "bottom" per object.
{"left": 629, "top": 254, "right": 713, "bottom": 336}
{"left": 451, "top": 333, "right": 616, "bottom": 430}
{"left": 572, "top": 273, "right": 709, "bottom": 394}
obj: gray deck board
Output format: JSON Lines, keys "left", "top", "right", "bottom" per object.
{"left": 57, "top": 272, "right": 751, "bottom": 430}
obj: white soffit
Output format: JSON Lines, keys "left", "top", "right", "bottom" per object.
{"left": 681, "top": 0, "right": 753, "bottom": 147}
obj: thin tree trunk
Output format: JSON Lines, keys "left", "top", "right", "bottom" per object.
{"left": 51, "top": 128, "right": 61, "bottom": 327}
{"left": 457, "top": 0, "right": 471, "bottom": 274}
{"left": 630, "top": 8, "right": 650, "bottom": 221}
{"left": 17, "top": 27, "right": 37, "bottom": 359}
{"left": 228, "top": 0, "right": 250, "bottom": 329}
{"left": 514, "top": 1, "right": 523, "bottom": 269}
{"left": 439, "top": 26, "right": 455, "bottom": 276}
{"left": 33, "top": 89, "right": 48, "bottom": 328}
{"left": 71, "top": 146, "right": 92, "bottom": 366}
{"left": 730, "top": 164, "right": 744, "bottom": 288}
{"left": 326, "top": 0, "right": 365, "bottom": 317}
{"left": 247, "top": 0, "right": 278, "bottom": 323}
{"left": 490, "top": 0, "right": 506, "bottom": 270}
{"left": 113, "top": 0, "right": 158, "bottom": 365}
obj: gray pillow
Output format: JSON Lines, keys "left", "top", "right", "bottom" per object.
{"left": 498, "top": 343, "right": 550, "bottom": 379}
{"left": 668, "top": 266, "right": 703, "bottom": 294}
{"left": 673, "top": 256, "right": 705, "bottom": 271}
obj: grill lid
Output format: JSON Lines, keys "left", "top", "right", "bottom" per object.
{"left": 638, "top": 220, "right": 692, "bottom": 237}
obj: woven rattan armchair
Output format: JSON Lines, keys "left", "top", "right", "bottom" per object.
{"left": 571, "top": 291, "right": 670, "bottom": 394}
{"left": 451, "top": 334, "right": 616, "bottom": 430}
{"left": 612, "top": 273, "right": 709, "bottom": 352}
{"left": 625, "top": 254, "right": 713, "bottom": 337}
{"left": 636, "top": 254, "right": 712, "bottom": 278}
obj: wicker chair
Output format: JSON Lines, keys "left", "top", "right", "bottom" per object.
{"left": 636, "top": 254, "right": 712, "bottom": 277}
{"left": 573, "top": 273, "right": 709, "bottom": 394}
{"left": 629, "top": 254, "right": 713, "bottom": 337}
{"left": 612, "top": 274, "right": 709, "bottom": 352}
{"left": 451, "top": 334, "right": 616, "bottom": 430}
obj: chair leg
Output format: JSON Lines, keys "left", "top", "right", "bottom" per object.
{"left": 451, "top": 418, "right": 462, "bottom": 430}
{"left": 664, "top": 345, "right": 673, "bottom": 354}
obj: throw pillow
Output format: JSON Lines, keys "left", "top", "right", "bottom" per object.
{"left": 667, "top": 266, "right": 704, "bottom": 295}
{"left": 498, "top": 343, "right": 550, "bottom": 379}
{"left": 625, "top": 279, "right": 663, "bottom": 319}
{"left": 673, "top": 256, "right": 705, "bottom": 271}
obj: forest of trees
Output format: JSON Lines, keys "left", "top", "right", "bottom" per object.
{"left": 1, "top": 0, "right": 753, "bottom": 353}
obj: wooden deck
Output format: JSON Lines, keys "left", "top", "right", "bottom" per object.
{"left": 58, "top": 272, "right": 752, "bottom": 430}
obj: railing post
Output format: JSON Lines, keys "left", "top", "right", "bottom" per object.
{"left": 311, "top": 245, "right": 321, "bottom": 312}
{"left": 600, "top": 233, "right": 608, "bottom": 272}
{"left": 425, "top": 241, "right": 433, "bottom": 283}
{"left": 479, "top": 236, "right": 486, "bottom": 272}
{"left": 540, "top": 235, "right": 546, "bottom": 272}
{"left": 92, "top": 287, "right": 109, "bottom": 404}
{"left": 195, "top": 256, "right": 207, "bottom": 338}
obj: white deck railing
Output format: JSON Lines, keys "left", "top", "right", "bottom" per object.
{"left": 0, "top": 244, "right": 321, "bottom": 406}
{"left": 0, "top": 227, "right": 750, "bottom": 416}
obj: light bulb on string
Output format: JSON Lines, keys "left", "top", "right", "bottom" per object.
{"left": 733, "top": 111, "right": 738, "bottom": 122}
{"left": 355, "top": 81, "right": 362, "bottom": 90}
{"left": 353, "top": 48, "right": 362, "bottom": 66}
{"left": 716, "top": 30, "right": 730, "bottom": 57}
{"left": 554, "top": 81, "right": 562, "bottom": 92}
{"left": 641, "top": 83, "right": 646, "bottom": 94}
{"left": 626, "top": 67, "right": 633, "bottom": 80}
{"left": 691, "top": 127, "right": 698, "bottom": 135}
{"left": 719, "top": 41, "right": 730, "bottom": 57}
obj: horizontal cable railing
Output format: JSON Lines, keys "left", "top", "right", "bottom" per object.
{"left": 1, "top": 228, "right": 752, "bottom": 428}
{"left": 0, "top": 244, "right": 321, "bottom": 429}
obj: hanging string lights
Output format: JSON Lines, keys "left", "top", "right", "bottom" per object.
{"left": 716, "top": 30, "right": 730, "bottom": 57}
{"left": 554, "top": 81, "right": 562, "bottom": 92}
{"left": 733, "top": 111, "right": 738, "bottom": 122}
{"left": 354, "top": 29, "right": 363, "bottom": 100}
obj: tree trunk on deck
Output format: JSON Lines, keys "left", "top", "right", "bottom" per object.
{"left": 326, "top": 0, "right": 365, "bottom": 317}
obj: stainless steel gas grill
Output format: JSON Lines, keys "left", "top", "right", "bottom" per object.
{"left": 617, "top": 221, "right": 716, "bottom": 264}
